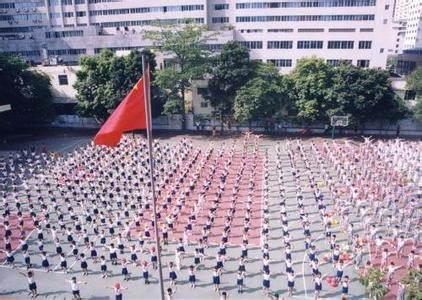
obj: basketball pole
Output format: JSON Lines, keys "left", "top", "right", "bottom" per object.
{"left": 331, "top": 125, "right": 335, "bottom": 139}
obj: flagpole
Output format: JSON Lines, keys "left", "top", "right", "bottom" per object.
{"left": 142, "top": 53, "right": 165, "bottom": 300}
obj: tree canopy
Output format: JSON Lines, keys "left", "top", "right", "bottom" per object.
{"left": 234, "top": 63, "right": 289, "bottom": 123}
{"left": 0, "top": 53, "right": 54, "bottom": 131}
{"left": 205, "top": 41, "right": 254, "bottom": 120}
{"left": 285, "top": 57, "right": 407, "bottom": 125}
{"left": 74, "top": 49, "right": 160, "bottom": 122}
{"left": 329, "top": 64, "right": 407, "bottom": 125}
{"left": 144, "top": 23, "right": 217, "bottom": 128}
{"left": 287, "top": 58, "right": 335, "bottom": 124}
{"left": 407, "top": 68, "right": 422, "bottom": 121}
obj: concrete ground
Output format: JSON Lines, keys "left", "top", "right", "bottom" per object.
{"left": 0, "top": 131, "right": 367, "bottom": 299}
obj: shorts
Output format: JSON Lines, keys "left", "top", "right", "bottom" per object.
{"left": 29, "top": 282, "right": 37, "bottom": 291}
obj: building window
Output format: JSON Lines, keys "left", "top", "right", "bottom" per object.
{"left": 360, "top": 28, "right": 374, "bottom": 32}
{"left": 212, "top": 17, "right": 229, "bottom": 23}
{"left": 327, "top": 41, "right": 354, "bottom": 49}
{"left": 326, "top": 59, "right": 352, "bottom": 66}
{"left": 380, "top": 48, "right": 384, "bottom": 53}
{"left": 236, "top": 1, "right": 376, "bottom": 9}
{"left": 298, "top": 28, "right": 324, "bottom": 32}
{"left": 214, "top": 4, "right": 229, "bottom": 10}
{"left": 197, "top": 87, "right": 207, "bottom": 96}
{"left": 358, "top": 40, "right": 372, "bottom": 49}
{"left": 404, "top": 90, "right": 416, "bottom": 100}
{"left": 200, "top": 102, "right": 208, "bottom": 108}
{"left": 46, "top": 30, "right": 84, "bottom": 38}
{"left": 267, "top": 41, "right": 293, "bottom": 49}
{"left": 357, "top": 59, "right": 370, "bottom": 68}
{"left": 63, "top": 12, "right": 74, "bottom": 18}
{"left": 268, "top": 28, "right": 293, "bottom": 33}
{"left": 76, "top": 11, "right": 86, "bottom": 17}
{"left": 236, "top": 14, "right": 375, "bottom": 22}
{"left": 48, "top": 48, "right": 86, "bottom": 55}
{"left": 62, "top": 0, "right": 73, "bottom": 5}
{"left": 75, "top": 0, "right": 85, "bottom": 4}
{"left": 58, "top": 74, "right": 69, "bottom": 85}
{"left": 385, "top": 4, "right": 389, "bottom": 9}
{"left": 329, "top": 28, "right": 355, "bottom": 32}
{"left": 297, "top": 40, "right": 323, "bottom": 49}
{"left": 239, "top": 29, "right": 263, "bottom": 33}
{"left": 238, "top": 41, "right": 263, "bottom": 49}
{"left": 267, "top": 59, "right": 292, "bottom": 67}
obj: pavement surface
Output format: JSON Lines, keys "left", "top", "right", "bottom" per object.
{"left": 0, "top": 131, "right": 370, "bottom": 299}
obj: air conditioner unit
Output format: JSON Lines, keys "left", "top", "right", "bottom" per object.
{"left": 23, "top": 8, "right": 28, "bottom": 13}
{"left": 32, "top": 8, "right": 37, "bottom": 12}
{"left": 15, "top": 8, "right": 20, "bottom": 13}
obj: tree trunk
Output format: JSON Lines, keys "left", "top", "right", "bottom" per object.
{"left": 220, "top": 112, "right": 224, "bottom": 133}
{"left": 181, "top": 87, "right": 186, "bottom": 130}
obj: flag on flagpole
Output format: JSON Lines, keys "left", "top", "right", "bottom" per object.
{"left": 93, "top": 72, "right": 149, "bottom": 147}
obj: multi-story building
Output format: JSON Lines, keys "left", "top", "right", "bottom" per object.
{"left": 0, "top": 0, "right": 402, "bottom": 73}
{"left": 393, "top": 0, "right": 422, "bottom": 50}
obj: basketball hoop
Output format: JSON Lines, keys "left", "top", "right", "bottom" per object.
{"left": 330, "top": 116, "right": 349, "bottom": 127}
{"left": 330, "top": 116, "right": 349, "bottom": 139}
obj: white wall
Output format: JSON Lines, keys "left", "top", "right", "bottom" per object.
{"left": 34, "top": 65, "right": 80, "bottom": 103}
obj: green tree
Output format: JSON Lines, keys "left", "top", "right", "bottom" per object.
{"left": 287, "top": 57, "right": 336, "bottom": 124}
{"left": 330, "top": 64, "right": 407, "bottom": 126}
{"left": 406, "top": 68, "right": 422, "bottom": 98}
{"left": 144, "top": 22, "right": 217, "bottom": 129}
{"left": 234, "top": 63, "right": 289, "bottom": 125}
{"left": 359, "top": 267, "right": 389, "bottom": 300}
{"left": 205, "top": 41, "right": 254, "bottom": 129}
{"left": 414, "top": 100, "right": 422, "bottom": 121}
{"left": 0, "top": 53, "right": 54, "bottom": 131}
{"left": 407, "top": 68, "right": 422, "bottom": 121}
{"left": 74, "top": 49, "right": 161, "bottom": 122}
{"left": 400, "top": 268, "right": 422, "bottom": 300}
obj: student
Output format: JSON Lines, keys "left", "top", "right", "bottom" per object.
{"left": 286, "top": 270, "right": 298, "bottom": 297}
{"left": 341, "top": 275, "right": 350, "bottom": 300}
{"left": 166, "top": 287, "right": 176, "bottom": 300}
{"left": 100, "top": 256, "right": 108, "bottom": 278}
{"left": 18, "top": 271, "right": 38, "bottom": 298}
{"left": 0, "top": 250, "right": 15, "bottom": 267}
{"left": 313, "top": 272, "right": 323, "bottom": 299}
{"left": 109, "top": 244, "right": 118, "bottom": 265}
{"left": 80, "top": 253, "right": 88, "bottom": 276}
{"left": 121, "top": 259, "right": 130, "bottom": 281}
{"left": 168, "top": 262, "right": 177, "bottom": 286}
{"left": 65, "top": 277, "right": 87, "bottom": 300}
{"left": 107, "top": 282, "right": 127, "bottom": 300}
{"left": 213, "top": 266, "right": 222, "bottom": 292}
{"left": 141, "top": 261, "right": 150, "bottom": 284}
{"left": 237, "top": 271, "right": 245, "bottom": 294}
{"left": 59, "top": 253, "right": 68, "bottom": 273}
{"left": 263, "top": 270, "right": 271, "bottom": 294}
{"left": 193, "top": 248, "right": 203, "bottom": 269}
{"left": 40, "top": 251, "right": 50, "bottom": 272}
{"left": 23, "top": 250, "right": 32, "bottom": 269}
{"left": 188, "top": 265, "right": 196, "bottom": 288}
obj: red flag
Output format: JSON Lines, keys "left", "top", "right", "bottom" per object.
{"left": 93, "top": 72, "right": 148, "bottom": 147}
